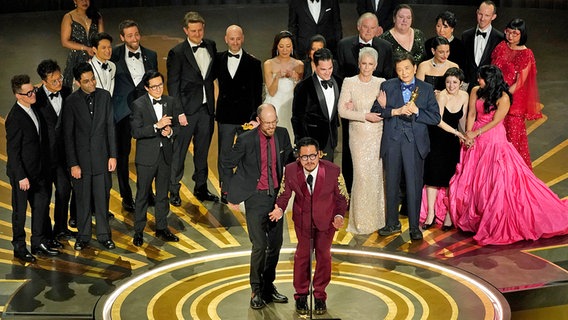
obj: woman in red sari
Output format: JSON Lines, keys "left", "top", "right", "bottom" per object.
{"left": 491, "top": 18, "right": 541, "bottom": 169}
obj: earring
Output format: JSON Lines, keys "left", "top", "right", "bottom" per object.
{"left": 276, "top": 50, "right": 279, "bottom": 56}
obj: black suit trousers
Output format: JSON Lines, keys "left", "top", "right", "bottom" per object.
{"left": 116, "top": 116, "right": 134, "bottom": 202}
{"left": 73, "top": 173, "right": 112, "bottom": 242}
{"left": 217, "top": 123, "right": 240, "bottom": 190}
{"left": 10, "top": 176, "right": 50, "bottom": 251}
{"left": 244, "top": 192, "right": 283, "bottom": 293}
{"left": 170, "top": 106, "right": 214, "bottom": 194}
{"left": 135, "top": 148, "right": 171, "bottom": 233}
{"left": 45, "top": 163, "right": 74, "bottom": 236}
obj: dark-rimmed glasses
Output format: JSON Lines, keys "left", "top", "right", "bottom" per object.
{"left": 17, "top": 87, "right": 38, "bottom": 97}
{"left": 299, "top": 153, "right": 318, "bottom": 161}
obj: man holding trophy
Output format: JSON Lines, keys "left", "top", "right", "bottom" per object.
{"left": 372, "top": 52, "right": 441, "bottom": 241}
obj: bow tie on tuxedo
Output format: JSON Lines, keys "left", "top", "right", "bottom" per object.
{"left": 358, "top": 42, "right": 372, "bottom": 49}
{"left": 100, "top": 62, "right": 109, "bottom": 70}
{"left": 153, "top": 99, "right": 163, "bottom": 105}
{"left": 192, "top": 42, "right": 207, "bottom": 52}
{"left": 128, "top": 51, "right": 141, "bottom": 59}
{"left": 321, "top": 79, "right": 333, "bottom": 89}
{"left": 49, "top": 91, "right": 60, "bottom": 99}
{"left": 228, "top": 52, "right": 240, "bottom": 59}
{"left": 309, "top": 0, "right": 320, "bottom": 3}
{"left": 401, "top": 82, "right": 415, "bottom": 91}
{"left": 476, "top": 30, "right": 487, "bottom": 38}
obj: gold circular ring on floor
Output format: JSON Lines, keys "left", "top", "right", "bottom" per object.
{"left": 99, "top": 248, "right": 510, "bottom": 319}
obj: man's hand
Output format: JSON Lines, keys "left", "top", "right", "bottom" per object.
{"left": 268, "top": 204, "right": 284, "bottom": 222}
{"left": 18, "top": 178, "right": 30, "bottom": 191}
{"left": 179, "top": 114, "right": 188, "bottom": 126}
{"left": 161, "top": 126, "right": 172, "bottom": 137}
{"left": 332, "top": 216, "right": 344, "bottom": 229}
{"left": 156, "top": 115, "right": 172, "bottom": 130}
{"left": 108, "top": 158, "right": 117, "bottom": 172}
{"left": 71, "top": 165, "right": 82, "bottom": 179}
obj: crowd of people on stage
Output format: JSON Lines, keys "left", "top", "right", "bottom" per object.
{"left": 6, "top": 0, "right": 568, "bottom": 315}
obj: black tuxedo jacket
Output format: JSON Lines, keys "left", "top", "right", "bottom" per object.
{"left": 288, "top": 0, "right": 343, "bottom": 57}
{"left": 215, "top": 50, "right": 263, "bottom": 124}
{"left": 292, "top": 73, "right": 341, "bottom": 148}
{"left": 63, "top": 88, "right": 117, "bottom": 175}
{"left": 6, "top": 102, "right": 50, "bottom": 182}
{"left": 33, "top": 85, "right": 72, "bottom": 167}
{"left": 462, "top": 27, "right": 504, "bottom": 85}
{"left": 221, "top": 127, "right": 293, "bottom": 204}
{"left": 356, "top": 0, "right": 397, "bottom": 31}
{"left": 130, "top": 94, "right": 179, "bottom": 166}
{"left": 167, "top": 39, "right": 217, "bottom": 116}
{"left": 111, "top": 44, "right": 158, "bottom": 123}
{"left": 336, "top": 35, "right": 394, "bottom": 80}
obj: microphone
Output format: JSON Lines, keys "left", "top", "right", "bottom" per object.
{"left": 306, "top": 174, "right": 313, "bottom": 193}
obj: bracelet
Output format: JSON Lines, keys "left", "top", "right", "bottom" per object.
{"left": 477, "top": 129, "right": 482, "bottom": 137}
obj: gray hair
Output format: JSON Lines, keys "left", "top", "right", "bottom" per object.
{"left": 357, "top": 12, "right": 378, "bottom": 27}
{"left": 358, "top": 47, "right": 378, "bottom": 64}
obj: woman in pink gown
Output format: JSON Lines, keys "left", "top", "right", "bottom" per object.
{"left": 491, "top": 18, "right": 542, "bottom": 169}
{"left": 449, "top": 65, "right": 568, "bottom": 246}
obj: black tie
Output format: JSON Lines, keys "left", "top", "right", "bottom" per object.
{"left": 476, "top": 30, "right": 487, "bottom": 38}
{"left": 49, "top": 91, "right": 60, "bottom": 99}
{"left": 321, "top": 79, "right": 333, "bottom": 89}
{"left": 192, "top": 42, "right": 206, "bottom": 52}
{"left": 86, "top": 93, "right": 94, "bottom": 116}
{"left": 358, "top": 43, "right": 372, "bottom": 49}
{"left": 101, "top": 62, "right": 109, "bottom": 70}
{"left": 128, "top": 51, "right": 140, "bottom": 59}
{"left": 153, "top": 99, "right": 163, "bottom": 105}
{"left": 310, "top": 0, "right": 320, "bottom": 2}
{"left": 306, "top": 174, "right": 313, "bottom": 194}
{"left": 228, "top": 52, "right": 240, "bottom": 59}
{"left": 266, "top": 136, "right": 274, "bottom": 196}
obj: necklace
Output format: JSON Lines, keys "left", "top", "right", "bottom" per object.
{"left": 431, "top": 58, "right": 446, "bottom": 68}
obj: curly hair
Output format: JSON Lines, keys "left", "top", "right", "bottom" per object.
{"left": 476, "top": 65, "right": 513, "bottom": 113}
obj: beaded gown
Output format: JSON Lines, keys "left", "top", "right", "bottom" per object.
{"left": 63, "top": 14, "right": 98, "bottom": 89}
{"left": 492, "top": 41, "right": 542, "bottom": 169}
{"left": 380, "top": 28, "right": 427, "bottom": 64}
{"left": 338, "top": 76, "right": 386, "bottom": 234}
{"left": 264, "top": 77, "right": 295, "bottom": 143}
{"left": 448, "top": 99, "right": 568, "bottom": 246}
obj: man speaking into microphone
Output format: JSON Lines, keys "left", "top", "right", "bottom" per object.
{"left": 269, "top": 137, "right": 348, "bottom": 315}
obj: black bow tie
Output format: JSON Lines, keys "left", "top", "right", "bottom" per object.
{"left": 100, "top": 62, "right": 109, "bottom": 70}
{"left": 192, "top": 42, "right": 207, "bottom": 52}
{"left": 358, "top": 42, "right": 372, "bottom": 49}
{"left": 49, "top": 91, "right": 60, "bottom": 99}
{"left": 401, "top": 83, "right": 415, "bottom": 91}
{"left": 128, "top": 51, "right": 140, "bottom": 59}
{"left": 476, "top": 30, "right": 487, "bottom": 38}
{"left": 228, "top": 52, "right": 240, "bottom": 59}
{"left": 310, "top": 0, "right": 320, "bottom": 2}
{"left": 321, "top": 79, "right": 333, "bottom": 89}
{"left": 153, "top": 99, "right": 163, "bottom": 105}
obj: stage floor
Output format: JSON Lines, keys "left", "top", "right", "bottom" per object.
{"left": 1, "top": 4, "right": 568, "bottom": 319}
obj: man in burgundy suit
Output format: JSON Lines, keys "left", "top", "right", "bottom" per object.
{"left": 269, "top": 137, "right": 348, "bottom": 315}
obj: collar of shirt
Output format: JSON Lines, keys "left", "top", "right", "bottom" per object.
{"left": 477, "top": 25, "right": 492, "bottom": 34}
{"left": 358, "top": 37, "right": 372, "bottom": 46}
{"left": 228, "top": 49, "right": 243, "bottom": 59}
{"left": 304, "top": 165, "right": 319, "bottom": 191}
{"left": 316, "top": 75, "right": 333, "bottom": 90}
{"left": 43, "top": 85, "right": 59, "bottom": 99}
{"left": 126, "top": 48, "right": 142, "bottom": 59}
{"left": 148, "top": 93, "right": 162, "bottom": 103}
{"left": 187, "top": 38, "right": 204, "bottom": 49}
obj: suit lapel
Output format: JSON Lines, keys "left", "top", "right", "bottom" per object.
{"left": 144, "top": 95, "right": 159, "bottom": 123}
{"left": 350, "top": 38, "right": 360, "bottom": 66}
{"left": 302, "top": 0, "right": 317, "bottom": 24}
{"left": 311, "top": 74, "right": 330, "bottom": 120}
{"left": 117, "top": 45, "right": 135, "bottom": 87}
{"left": 296, "top": 163, "right": 310, "bottom": 196}
{"left": 183, "top": 41, "right": 201, "bottom": 74}
{"left": 313, "top": 162, "right": 326, "bottom": 198}
{"left": 141, "top": 46, "right": 153, "bottom": 71}
{"left": 317, "top": 0, "right": 327, "bottom": 24}
{"left": 254, "top": 128, "right": 262, "bottom": 173}
{"left": 16, "top": 105, "right": 40, "bottom": 139}
{"left": 204, "top": 41, "right": 215, "bottom": 79}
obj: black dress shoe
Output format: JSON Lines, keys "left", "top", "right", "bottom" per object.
{"left": 378, "top": 223, "right": 402, "bottom": 236}
{"left": 48, "top": 239, "right": 64, "bottom": 249}
{"left": 220, "top": 192, "right": 228, "bottom": 205}
{"left": 315, "top": 298, "right": 327, "bottom": 315}
{"left": 195, "top": 189, "right": 219, "bottom": 202}
{"left": 107, "top": 212, "right": 115, "bottom": 219}
{"left": 32, "top": 243, "right": 60, "bottom": 256}
{"left": 250, "top": 292, "right": 265, "bottom": 309}
{"left": 122, "top": 199, "right": 135, "bottom": 212}
{"left": 170, "top": 194, "right": 181, "bottom": 207}
{"left": 14, "top": 250, "right": 36, "bottom": 263}
{"left": 56, "top": 229, "right": 76, "bottom": 240}
{"left": 74, "top": 240, "right": 89, "bottom": 251}
{"left": 133, "top": 232, "right": 143, "bottom": 247}
{"left": 68, "top": 218, "right": 77, "bottom": 228}
{"left": 263, "top": 285, "right": 288, "bottom": 303}
{"left": 99, "top": 240, "right": 116, "bottom": 250}
{"left": 442, "top": 224, "right": 454, "bottom": 232}
{"left": 156, "top": 229, "right": 179, "bottom": 242}
{"left": 409, "top": 228, "right": 424, "bottom": 240}
{"left": 295, "top": 295, "right": 308, "bottom": 315}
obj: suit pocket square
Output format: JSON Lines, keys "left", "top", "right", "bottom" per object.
{"left": 325, "top": 8, "right": 331, "bottom": 12}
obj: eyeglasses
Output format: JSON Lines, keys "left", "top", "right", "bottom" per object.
{"left": 148, "top": 83, "right": 164, "bottom": 90}
{"left": 299, "top": 153, "right": 318, "bottom": 161}
{"left": 505, "top": 29, "right": 521, "bottom": 37}
{"left": 48, "top": 76, "right": 64, "bottom": 86}
{"left": 17, "top": 87, "right": 38, "bottom": 97}
{"left": 260, "top": 119, "right": 278, "bottom": 127}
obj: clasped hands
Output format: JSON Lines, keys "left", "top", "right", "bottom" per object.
{"left": 463, "top": 130, "right": 478, "bottom": 148}
{"left": 156, "top": 115, "right": 173, "bottom": 137}
{"left": 268, "top": 204, "right": 345, "bottom": 229}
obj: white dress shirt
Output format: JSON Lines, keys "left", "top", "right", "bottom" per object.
{"left": 18, "top": 102, "right": 39, "bottom": 134}
{"left": 43, "top": 86, "right": 62, "bottom": 116}
{"left": 308, "top": 0, "right": 321, "bottom": 23}
{"left": 316, "top": 75, "right": 335, "bottom": 120}
{"left": 188, "top": 39, "right": 212, "bottom": 104}
{"left": 227, "top": 49, "right": 242, "bottom": 78}
{"left": 474, "top": 25, "right": 492, "bottom": 66}
{"left": 304, "top": 165, "right": 319, "bottom": 194}
{"left": 90, "top": 55, "right": 116, "bottom": 95}
{"left": 125, "top": 48, "right": 144, "bottom": 86}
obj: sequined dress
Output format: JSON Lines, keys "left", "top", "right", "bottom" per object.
{"left": 380, "top": 28, "right": 427, "bottom": 64}
{"left": 491, "top": 41, "right": 542, "bottom": 169}
{"left": 448, "top": 99, "right": 568, "bottom": 246}
{"left": 63, "top": 14, "right": 98, "bottom": 88}
{"left": 338, "top": 76, "right": 386, "bottom": 234}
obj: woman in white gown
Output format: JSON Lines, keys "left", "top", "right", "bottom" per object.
{"left": 338, "top": 47, "right": 386, "bottom": 234}
{"left": 264, "top": 31, "right": 304, "bottom": 143}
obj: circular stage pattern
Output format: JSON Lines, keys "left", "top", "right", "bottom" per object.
{"left": 100, "top": 248, "right": 510, "bottom": 319}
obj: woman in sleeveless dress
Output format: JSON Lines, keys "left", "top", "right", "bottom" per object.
{"left": 263, "top": 31, "right": 303, "bottom": 143}
{"left": 416, "top": 37, "right": 459, "bottom": 94}
{"left": 379, "top": 4, "right": 426, "bottom": 64}
{"left": 60, "top": 0, "right": 103, "bottom": 89}
{"left": 420, "top": 68, "right": 468, "bottom": 231}
{"left": 338, "top": 48, "right": 386, "bottom": 235}
{"left": 491, "top": 18, "right": 542, "bottom": 169}
{"left": 449, "top": 65, "right": 568, "bottom": 246}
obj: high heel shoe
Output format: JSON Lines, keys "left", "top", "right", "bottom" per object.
{"left": 422, "top": 214, "right": 437, "bottom": 230}
{"left": 442, "top": 224, "right": 454, "bottom": 232}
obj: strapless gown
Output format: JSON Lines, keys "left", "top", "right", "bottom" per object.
{"left": 448, "top": 99, "right": 568, "bottom": 245}
{"left": 264, "top": 77, "right": 295, "bottom": 143}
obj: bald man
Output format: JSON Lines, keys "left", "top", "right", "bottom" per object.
{"left": 215, "top": 25, "right": 263, "bottom": 204}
